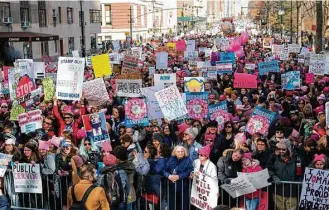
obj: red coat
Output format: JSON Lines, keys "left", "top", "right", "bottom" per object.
{"left": 53, "top": 105, "right": 86, "bottom": 146}
{"left": 242, "top": 164, "right": 262, "bottom": 199}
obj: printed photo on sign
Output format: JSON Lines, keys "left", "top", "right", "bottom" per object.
{"left": 82, "top": 111, "right": 110, "bottom": 144}
{"left": 186, "top": 92, "right": 208, "bottom": 120}
{"left": 208, "top": 101, "right": 229, "bottom": 131}
{"left": 184, "top": 77, "right": 205, "bottom": 92}
{"left": 246, "top": 106, "right": 276, "bottom": 135}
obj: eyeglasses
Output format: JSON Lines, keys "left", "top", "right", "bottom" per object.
{"left": 193, "top": 124, "right": 201, "bottom": 127}
{"left": 276, "top": 147, "right": 286, "bottom": 151}
{"left": 84, "top": 143, "right": 91, "bottom": 146}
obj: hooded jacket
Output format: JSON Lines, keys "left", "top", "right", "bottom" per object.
{"left": 217, "top": 150, "right": 242, "bottom": 183}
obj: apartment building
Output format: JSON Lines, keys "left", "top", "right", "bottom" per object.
{"left": 0, "top": 1, "right": 101, "bottom": 60}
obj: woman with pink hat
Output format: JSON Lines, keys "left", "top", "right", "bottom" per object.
{"left": 191, "top": 145, "right": 217, "bottom": 179}
{"left": 309, "top": 154, "right": 328, "bottom": 170}
{"left": 38, "top": 140, "right": 56, "bottom": 175}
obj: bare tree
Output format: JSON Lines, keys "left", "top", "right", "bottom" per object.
{"left": 315, "top": 1, "right": 323, "bottom": 53}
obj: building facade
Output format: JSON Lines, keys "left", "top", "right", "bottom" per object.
{"left": 0, "top": 1, "right": 101, "bottom": 60}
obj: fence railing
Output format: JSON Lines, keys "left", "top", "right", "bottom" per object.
{"left": 3, "top": 170, "right": 303, "bottom": 210}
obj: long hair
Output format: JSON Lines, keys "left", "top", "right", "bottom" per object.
{"left": 78, "top": 137, "right": 99, "bottom": 157}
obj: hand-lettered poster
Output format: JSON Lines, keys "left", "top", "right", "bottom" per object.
{"left": 10, "top": 104, "right": 25, "bottom": 121}
{"left": 82, "top": 111, "right": 110, "bottom": 145}
{"left": 233, "top": 73, "right": 257, "bottom": 89}
{"left": 56, "top": 57, "right": 85, "bottom": 101}
{"left": 91, "top": 54, "right": 112, "bottom": 78}
{"left": 155, "top": 85, "right": 188, "bottom": 121}
{"left": 221, "top": 175, "right": 256, "bottom": 198}
{"left": 305, "top": 73, "right": 314, "bottom": 84}
{"left": 186, "top": 92, "right": 208, "bottom": 120}
{"left": 281, "top": 71, "right": 300, "bottom": 90}
{"left": 190, "top": 173, "right": 218, "bottom": 209}
{"left": 156, "top": 52, "right": 168, "bottom": 70}
{"left": 309, "top": 54, "right": 327, "bottom": 75}
{"left": 115, "top": 79, "right": 142, "bottom": 97}
{"left": 208, "top": 101, "right": 229, "bottom": 131}
{"left": 245, "top": 106, "right": 276, "bottom": 135}
{"left": 140, "top": 86, "right": 163, "bottom": 120}
{"left": 13, "top": 163, "right": 42, "bottom": 193}
{"left": 184, "top": 77, "right": 205, "bottom": 92}
{"left": 16, "top": 74, "right": 35, "bottom": 102}
{"left": 0, "top": 153, "right": 13, "bottom": 177}
{"left": 42, "top": 78, "right": 55, "bottom": 101}
{"left": 121, "top": 55, "right": 139, "bottom": 74}
{"left": 154, "top": 74, "right": 176, "bottom": 89}
{"left": 83, "top": 78, "right": 110, "bottom": 107}
{"left": 18, "top": 109, "right": 42, "bottom": 133}
{"left": 8, "top": 67, "right": 23, "bottom": 100}
{"left": 258, "top": 60, "right": 279, "bottom": 75}
{"left": 216, "top": 63, "right": 233, "bottom": 74}
{"left": 33, "top": 62, "right": 45, "bottom": 78}
{"left": 299, "top": 167, "right": 329, "bottom": 209}
{"left": 124, "top": 98, "right": 149, "bottom": 127}
{"left": 15, "top": 59, "right": 34, "bottom": 79}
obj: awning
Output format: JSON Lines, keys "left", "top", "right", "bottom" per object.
{"left": 0, "top": 32, "right": 59, "bottom": 42}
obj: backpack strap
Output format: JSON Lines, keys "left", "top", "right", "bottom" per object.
{"left": 81, "top": 184, "right": 97, "bottom": 203}
{"left": 71, "top": 185, "right": 78, "bottom": 202}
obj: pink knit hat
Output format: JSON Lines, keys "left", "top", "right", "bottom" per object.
{"left": 49, "top": 136, "right": 61, "bottom": 148}
{"left": 38, "top": 140, "right": 50, "bottom": 150}
{"left": 314, "top": 154, "right": 326, "bottom": 164}
{"left": 77, "top": 129, "right": 87, "bottom": 140}
{"left": 103, "top": 154, "right": 117, "bottom": 166}
{"left": 177, "top": 123, "right": 189, "bottom": 134}
{"left": 242, "top": 152, "right": 253, "bottom": 161}
{"left": 101, "top": 141, "right": 112, "bottom": 152}
{"left": 234, "top": 133, "right": 246, "bottom": 145}
{"left": 204, "top": 134, "right": 216, "bottom": 141}
{"left": 198, "top": 145, "right": 211, "bottom": 158}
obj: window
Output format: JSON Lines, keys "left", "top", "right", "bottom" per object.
{"left": 79, "top": 11, "right": 84, "bottom": 26}
{"left": 89, "top": 9, "right": 101, "bottom": 23}
{"left": 133, "top": 5, "right": 137, "bottom": 26}
{"left": 38, "top": 1, "right": 47, "bottom": 27}
{"left": 141, "top": 6, "right": 145, "bottom": 27}
{"left": 90, "top": 34, "right": 96, "bottom": 49}
{"left": 58, "top": 7, "right": 61, "bottom": 23}
{"left": 54, "top": 40, "right": 58, "bottom": 52}
{"left": 105, "top": 36, "right": 112, "bottom": 40}
{"left": 105, "top": 5, "right": 111, "bottom": 25}
{"left": 68, "top": 37, "right": 74, "bottom": 54}
{"left": 41, "top": 41, "right": 49, "bottom": 56}
{"left": 0, "top": 2, "right": 11, "bottom": 20}
{"left": 20, "top": 1, "right": 30, "bottom": 22}
{"left": 67, "top": 7, "right": 73, "bottom": 24}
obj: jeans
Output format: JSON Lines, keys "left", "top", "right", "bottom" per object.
{"left": 0, "top": 195, "right": 9, "bottom": 210}
{"left": 245, "top": 198, "right": 259, "bottom": 210}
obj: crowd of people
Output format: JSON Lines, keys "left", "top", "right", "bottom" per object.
{"left": 0, "top": 31, "right": 327, "bottom": 210}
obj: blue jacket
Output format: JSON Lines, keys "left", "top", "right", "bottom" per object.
{"left": 145, "top": 157, "right": 167, "bottom": 195}
{"left": 163, "top": 156, "right": 193, "bottom": 192}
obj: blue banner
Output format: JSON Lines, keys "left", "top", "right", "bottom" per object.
{"left": 219, "top": 52, "right": 235, "bottom": 64}
{"left": 258, "top": 60, "right": 279, "bottom": 75}
{"left": 208, "top": 101, "right": 229, "bottom": 130}
{"left": 281, "top": 71, "right": 301, "bottom": 90}
{"left": 246, "top": 106, "right": 276, "bottom": 135}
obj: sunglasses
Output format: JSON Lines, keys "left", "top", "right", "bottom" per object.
{"left": 1, "top": 106, "right": 7, "bottom": 108}
{"left": 64, "top": 117, "right": 72, "bottom": 119}
{"left": 193, "top": 124, "right": 201, "bottom": 127}
{"left": 225, "top": 126, "right": 232, "bottom": 128}
{"left": 257, "top": 143, "right": 265, "bottom": 146}
{"left": 84, "top": 143, "right": 91, "bottom": 146}
{"left": 63, "top": 146, "right": 71, "bottom": 149}
{"left": 276, "top": 147, "right": 286, "bottom": 151}
{"left": 43, "top": 121, "right": 52, "bottom": 125}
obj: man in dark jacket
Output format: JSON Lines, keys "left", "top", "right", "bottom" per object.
{"left": 217, "top": 149, "right": 244, "bottom": 184}
{"left": 267, "top": 139, "right": 303, "bottom": 210}
{"left": 295, "top": 138, "right": 316, "bottom": 167}
{"left": 252, "top": 138, "right": 272, "bottom": 169}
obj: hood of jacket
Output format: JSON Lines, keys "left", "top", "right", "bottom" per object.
{"left": 117, "top": 160, "right": 135, "bottom": 174}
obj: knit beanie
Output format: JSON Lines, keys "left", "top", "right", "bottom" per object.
{"left": 103, "top": 154, "right": 117, "bottom": 166}
{"left": 177, "top": 123, "right": 189, "bottom": 134}
{"left": 152, "top": 133, "right": 164, "bottom": 143}
{"left": 276, "top": 139, "right": 292, "bottom": 155}
{"left": 77, "top": 129, "right": 87, "bottom": 140}
{"left": 185, "top": 127, "right": 199, "bottom": 140}
{"left": 101, "top": 141, "right": 112, "bottom": 152}
{"left": 38, "top": 140, "right": 50, "bottom": 150}
{"left": 72, "top": 155, "right": 86, "bottom": 168}
{"left": 198, "top": 145, "right": 211, "bottom": 158}
{"left": 314, "top": 154, "right": 326, "bottom": 164}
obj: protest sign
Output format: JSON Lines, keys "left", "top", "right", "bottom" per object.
{"left": 83, "top": 78, "right": 110, "bottom": 107}
{"left": 154, "top": 74, "right": 176, "bottom": 89}
{"left": 108, "top": 53, "right": 120, "bottom": 65}
{"left": 206, "top": 70, "right": 217, "bottom": 79}
{"left": 281, "top": 71, "right": 300, "bottom": 90}
{"left": 155, "top": 85, "right": 188, "bottom": 121}
{"left": 299, "top": 167, "right": 329, "bottom": 209}
{"left": 140, "top": 86, "right": 163, "bottom": 120}
{"left": 16, "top": 75, "right": 35, "bottom": 99}
{"left": 233, "top": 73, "right": 257, "bottom": 89}
{"left": 305, "top": 73, "right": 314, "bottom": 84}
{"left": 10, "top": 104, "right": 25, "bottom": 121}
{"left": 220, "top": 52, "right": 235, "bottom": 64}
{"left": 221, "top": 175, "right": 256, "bottom": 198}
{"left": 237, "top": 169, "right": 271, "bottom": 189}
{"left": 263, "top": 37, "right": 272, "bottom": 48}
{"left": 166, "top": 42, "right": 176, "bottom": 49}
{"left": 13, "top": 163, "right": 42, "bottom": 193}
{"left": 33, "top": 62, "right": 45, "bottom": 78}
{"left": 184, "top": 77, "right": 205, "bottom": 92}
{"left": 210, "top": 52, "right": 219, "bottom": 64}
{"left": 82, "top": 111, "right": 110, "bottom": 144}
{"left": 131, "top": 47, "right": 142, "bottom": 58}
{"left": 56, "top": 57, "right": 84, "bottom": 101}
{"left": 326, "top": 102, "right": 329, "bottom": 128}
{"left": 18, "top": 109, "right": 42, "bottom": 133}
{"left": 216, "top": 63, "right": 233, "bottom": 74}
{"left": 298, "top": 54, "right": 305, "bottom": 63}
{"left": 246, "top": 106, "right": 276, "bottom": 135}
{"left": 288, "top": 44, "right": 300, "bottom": 54}
{"left": 122, "top": 55, "right": 139, "bottom": 74}
{"left": 16, "top": 87, "right": 42, "bottom": 108}
{"left": 186, "top": 92, "right": 208, "bottom": 120}
{"left": 187, "top": 40, "right": 196, "bottom": 52}
{"left": 15, "top": 59, "right": 34, "bottom": 79}
{"left": 258, "top": 60, "right": 279, "bottom": 75}
{"left": 245, "top": 63, "right": 256, "bottom": 70}
{"left": 272, "top": 44, "right": 284, "bottom": 56}
{"left": 190, "top": 173, "right": 219, "bottom": 209}
{"left": 91, "top": 54, "right": 112, "bottom": 78}
{"left": 42, "top": 78, "right": 55, "bottom": 101}
{"left": 115, "top": 73, "right": 141, "bottom": 80}
{"left": 2, "top": 66, "right": 9, "bottom": 85}
{"left": 149, "top": 67, "right": 155, "bottom": 75}
{"left": 204, "top": 48, "right": 211, "bottom": 57}
{"left": 115, "top": 79, "right": 142, "bottom": 97}
{"left": 0, "top": 153, "right": 12, "bottom": 177}
{"left": 309, "top": 54, "right": 327, "bottom": 75}
{"left": 208, "top": 101, "right": 229, "bottom": 131}
{"left": 8, "top": 67, "right": 23, "bottom": 100}
{"left": 112, "top": 40, "right": 121, "bottom": 51}
{"left": 72, "top": 50, "right": 79, "bottom": 57}
{"left": 156, "top": 52, "right": 168, "bottom": 69}
{"left": 176, "top": 40, "right": 186, "bottom": 51}
{"left": 124, "top": 98, "right": 149, "bottom": 127}
{"left": 85, "top": 56, "right": 92, "bottom": 67}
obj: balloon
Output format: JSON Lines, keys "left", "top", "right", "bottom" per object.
{"left": 235, "top": 49, "right": 245, "bottom": 58}
{"left": 232, "top": 38, "right": 241, "bottom": 51}
{"left": 226, "top": 45, "right": 234, "bottom": 52}
{"left": 240, "top": 32, "right": 249, "bottom": 44}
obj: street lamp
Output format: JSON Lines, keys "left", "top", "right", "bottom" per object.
{"left": 278, "top": 8, "right": 285, "bottom": 39}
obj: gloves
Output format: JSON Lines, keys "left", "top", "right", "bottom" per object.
{"left": 224, "top": 178, "right": 232, "bottom": 185}
{"left": 272, "top": 177, "right": 281, "bottom": 184}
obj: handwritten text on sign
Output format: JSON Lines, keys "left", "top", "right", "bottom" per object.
{"left": 13, "top": 163, "right": 42, "bottom": 194}
{"left": 115, "top": 79, "right": 142, "bottom": 97}
{"left": 299, "top": 167, "right": 329, "bottom": 209}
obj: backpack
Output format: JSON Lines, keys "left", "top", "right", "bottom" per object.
{"left": 70, "top": 184, "right": 96, "bottom": 210}
{"left": 102, "top": 168, "right": 126, "bottom": 206}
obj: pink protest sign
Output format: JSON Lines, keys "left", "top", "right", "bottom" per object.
{"left": 175, "top": 40, "right": 186, "bottom": 51}
{"left": 233, "top": 73, "right": 257, "bottom": 88}
{"left": 305, "top": 73, "right": 314, "bottom": 84}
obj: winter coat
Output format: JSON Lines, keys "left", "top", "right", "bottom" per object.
{"left": 242, "top": 160, "right": 262, "bottom": 199}
{"left": 41, "top": 153, "right": 56, "bottom": 175}
{"left": 145, "top": 157, "right": 167, "bottom": 195}
{"left": 53, "top": 104, "right": 86, "bottom": 145}
{"left": 163, "top": 156, "right": 193, "bottom": 192}
{"left": 67, "top": 180, "right": 109, "bottom": 210}
{"left": 217, "top": 150, "right": 242, "bottom": 183}
{"left": 133, "top": 153, "right": 150, "bottom": 176}
{"left": 179, "top": 140, "right": 202, "bottom": 162}
{"left": 266, "top": 153, "right": 303, "bottom": 197}
{"left": 296, "top": 146, "right": 315, "bottom": 167}
{"left": 252, "top": 149, "right": 272, "bottom": 169}
{"left": 193, "top": 159, "right": 217, "bottom": 178}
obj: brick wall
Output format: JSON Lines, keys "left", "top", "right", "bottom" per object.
{"left": 111, "top": 3, "right": 131, "bottom": 29}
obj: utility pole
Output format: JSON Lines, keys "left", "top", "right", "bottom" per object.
{"left": 79, "top": 0, "right": 85, "bottom": 57}
{"left": 290, "top": 0, "right": 293, "bottom": 44}
{"left": 315, "top": 1, "right": 323, "bottom": 53}
{"left": 129, "top": 6, "right": 133, "bottom": 39}
{"left": 280, "top": 1, "right": 283, "bottom": 40}
{"left": 296, "top": 1, "right": 299, "bottom": 44}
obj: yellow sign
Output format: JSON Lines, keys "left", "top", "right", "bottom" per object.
{"left": 42, "top": 77, "right": 55, "bottom": 101}
{"left": 166, "top": 42, "right": 176, "bottom": 49}
{"left": 91, "top": 54, "right": 112, "bottom": 78}
{"left": 125, "top": 32, "right": 130, "bottom": 36}
{"left": 10, "top": 103, "right": 25, "bottom": 121}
